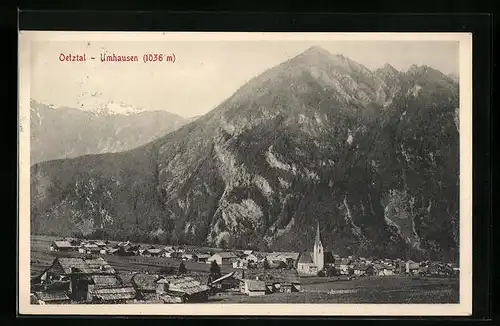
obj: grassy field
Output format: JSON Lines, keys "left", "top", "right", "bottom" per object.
{"left": 30, "top": 235, "right": 459, "bottom": 303}
{"left": 30, "top": 235, "right": 237, "bottom": 278}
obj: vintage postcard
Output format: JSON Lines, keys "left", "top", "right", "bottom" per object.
{"left": 18, "top": 31, "right": 472, "bottom": 316}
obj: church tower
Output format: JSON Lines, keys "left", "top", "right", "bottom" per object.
{"left": 313, "top": 222, "right": 324, "bottom": 272}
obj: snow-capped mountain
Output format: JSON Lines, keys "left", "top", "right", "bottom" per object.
{"left": 30, "top": 100, "right": 188, "bottom": 165}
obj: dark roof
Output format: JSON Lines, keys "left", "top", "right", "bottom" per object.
{"left": 160, "top": 275, "right": 210, "bottom": 295}
{"left": 91, "top": 286, "right": 136, "bottom": 301}
{"left": 213, "top": 252, "right": 237, "bottom": 259}
{"left": 92, "top": 275, "right": 122, "bottom": 288}
{"left": 297, "top": 252, "right": 314, "bottom": 264}
{"left": 210, "top": 272, "right": 235, "bottom": 285}
{"left": 35, "top": 291, "right": 70, "bottom": 302}
{"left": 56, "top": 257, "right": 93, "bottom": 274}
{"left": 118, "top": 273, "right": 136, "bottom": 285}
{"left": 131, "top": 273, "right": 160, "bottom": 292}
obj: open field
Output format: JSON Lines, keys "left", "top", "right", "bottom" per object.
{"left": 29, "top": 235, "right": 459, "bottom": 303}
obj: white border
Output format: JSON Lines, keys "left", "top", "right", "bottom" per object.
{"left": 18, "top": 31, "right": 473, "bottom": 316}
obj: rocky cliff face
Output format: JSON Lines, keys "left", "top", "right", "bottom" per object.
{"left": 30, "top": 46, "right": 459, "bottom": 262}
{"left": 30, "top": 101, "right": 187, "bottom": 165}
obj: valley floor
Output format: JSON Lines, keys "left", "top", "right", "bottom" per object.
{"left": 28, "top": 235, "right": 459, "bottom": 304}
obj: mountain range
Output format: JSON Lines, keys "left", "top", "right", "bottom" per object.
{"left": 30, "top": 46, "right": 460, "bottom": 262}
{"left": 30, "top": 100, "right": 187, "bottom": 165}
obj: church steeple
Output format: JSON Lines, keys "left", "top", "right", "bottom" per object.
{"left": 315, "top": 222, "right": 322, "bottom": 247}
{"left": 313, "top": 221, "right": 324, "bottom": 272}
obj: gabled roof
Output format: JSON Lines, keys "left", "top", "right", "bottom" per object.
{"left": 212, "top": 252, "right": 237, "bottom": 259}
{"left": 131, "top": 273, "right": 160, "bottom": 292}
{"left": 35, "top": 291, "right": 70, "bottom": 302}
{"left": 56, "top": 257, "right": 93, "bottom": 274}
{"left": 210, "top": 272, "right": 235, "bottom": 285}
{"left": 92, "top": 275, "right": 122, "bottom": 288}
{"left": 158, "top": 275, "right": 210, "bottom": 295}
{"left": 52, "top": 240, "right": 73, "bottom": 248}
{"left": 243, "top": 279, "right": 266, "bottom": 291}
{"left": 297, "top": 252, "right": 314, "bottom": 264}
{"left": 91, "top": 286, "right": 136, "bottom": 301}
{"left": 146, "top": 248, "right": 162, "bottom": 254}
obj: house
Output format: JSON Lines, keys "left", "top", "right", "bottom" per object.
{"left": 144, "top": 248, "right": 162, "bottom": 257}
{"left": 374, "top": 264, "right": 395, "bottom": 276}
{"left": 233, "top": 258, "right": 249, "bottom": 269}
{"left": 181, "top": 253, "right": 194, "bottom": 261}
{"left": 243, "top": 250, "right": 254, "bottom": 255}
{"left": 209, "top": 272, "right": 240, "bottom": 292}
{"left": 89, "top": 286, "right": 136, "bottom": 303}
{"left": 117, "top": 241, "right": 131, "bottom": 248}
{"left": 82, "top": 243, "right": 101, "bottom": 255}
{"left": 353, "top": 264, "right": 373, "bottom": 276}
{"left": 34, "top": 257, "right": 117, "bottom": 303}
{"left": 406, "top": 261, "right": 420, "bottom": 275}
{"left": 239, "top": 279, "right": 267, "bottom": 296}
{"left": 296, "top": 223, "right": 324, "bottom": 275}
{"left": 335, "top": 258, "right": 352, "bottom": 275}
{"left": 87, "top": 274, "right": 136, "bottom": 303}
{"left": 93, "top": 241, "right": 107, "bottom": 248}
{"left": 34, "top": 291, "right": 71, "bottom": 304}
{"left": 49, "top": 240, "right": 74, "bottom": 252}
{"left": 195, "top": 254, "right": 211, "bottom": 263}
{"left": 156, "top": 275, "right": 211, "bottom": 303}
{"left": 243, "top": 270, "right": 301, "bottom": 293}
{"left": 207, "top": 252, "right": 238, "bottom": 265}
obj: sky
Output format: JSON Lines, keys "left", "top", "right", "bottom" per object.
{"left": 30, "top": 40, "right": 459, "bottom": 118}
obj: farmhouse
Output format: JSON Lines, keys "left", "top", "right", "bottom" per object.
{"left": 33, "top": 257, "right": 118, "bottom": 303}
{"left": 296, "top": 223, "right": 324, "bottom": 275}
{"left": 239, "top": 279, "right": 267, "bottom": 296}
{"left": 49, "top": 240, "right": 74, "bottom": 252}
{"left": 157, "top": 275, "right": 211, "bottom": 302}
{"left": 353, "top": 264, "right": 374, "bottom": 276}
{"left": 195, "top": 253, "right": 211, "bottom": 263}
{"left": 89, "top": 285, "right": 136, "bottom": 303}
{"left": 244, "top": 270, "right": 301, "bottom": 293}
{"left": 34, "top": 291, "right": 71, "bottom": 304}
{"left": 210, "top": 272, "right": 240, "bottom": 292}
{"left": 207, "top": 252, "right": 238, "bottom": 265}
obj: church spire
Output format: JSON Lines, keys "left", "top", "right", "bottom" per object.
{"left": 315, "top": 222, "right": 322, "bottom": 247}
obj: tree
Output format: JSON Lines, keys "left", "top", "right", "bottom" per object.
{"left": 263, "top": 259, "right": 270, "bottom": 270}
{"left": 178, "top": 261, "right": 187, "bottom": 275}
{"left": 210, "top": 261, "right": 221, "bottom": 278}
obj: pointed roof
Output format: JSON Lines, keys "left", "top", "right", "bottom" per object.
{"left": 314, "top": 222, "right": 322, "bottom": 247}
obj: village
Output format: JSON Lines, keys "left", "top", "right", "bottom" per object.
{"left": 30, "top": 224, "right": 459, "bottom": 304}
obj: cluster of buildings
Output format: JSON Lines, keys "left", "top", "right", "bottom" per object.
{"left": 48, "top": 222, "right": 458, "bottom": 281}
{"left": 30, "top": 256, "right": 212, "bottom": 304}
{"left": 30, "top": 255, "right": 302, "bottom": 304}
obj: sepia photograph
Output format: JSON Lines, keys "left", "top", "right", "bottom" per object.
{"left": 18, "top": 32, "right": 472, "bottom": 316}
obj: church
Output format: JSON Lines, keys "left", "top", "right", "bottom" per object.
{"left": 296, "top": 223, "right": 325, "bottom": 276}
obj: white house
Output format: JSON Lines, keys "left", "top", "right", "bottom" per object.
{"left": 207, "top": 252, "right": 238, "bottom": 265}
